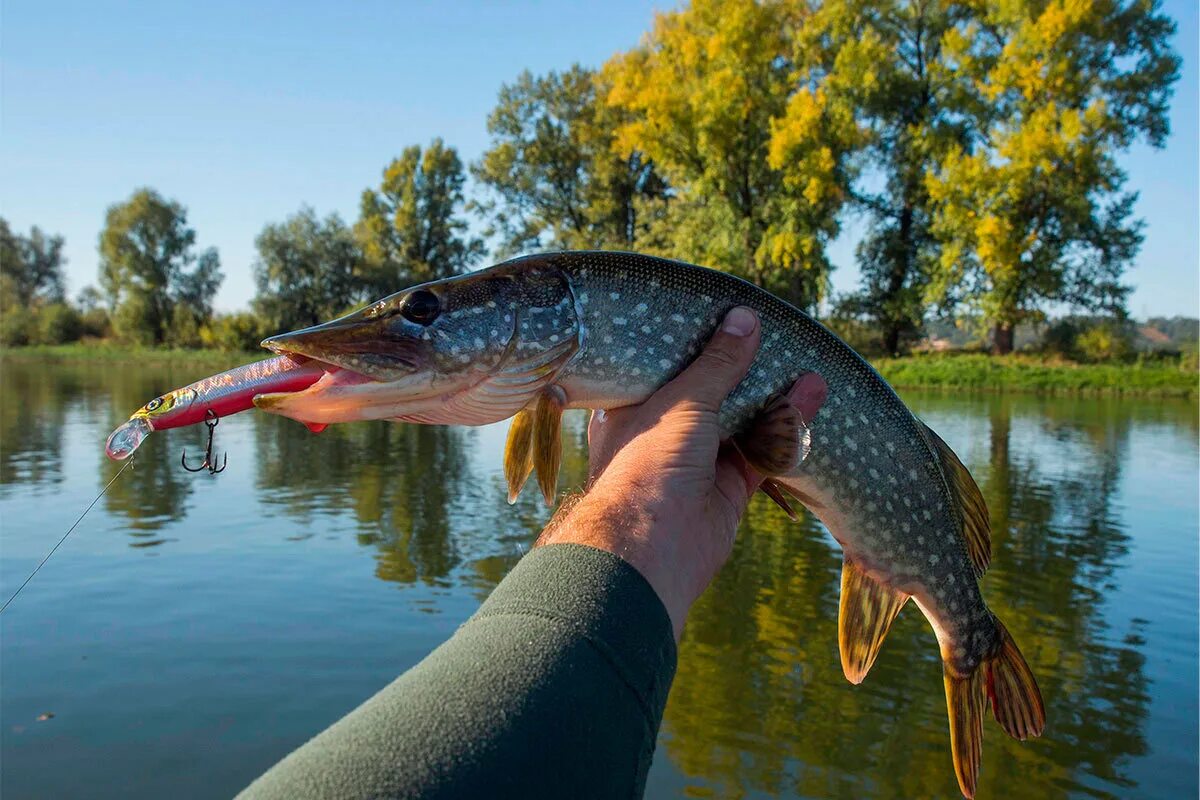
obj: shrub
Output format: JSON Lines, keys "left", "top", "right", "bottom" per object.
{"left": 201, "top": 312, "right": 269, "bottom": 352}
{"left": 34, "top": 303, "right": 83, "bottom": 344}
{"left": 1, "top": 307, "right": 35, "bottom": 345}
{"left": 1076, "top": 322, "right": 1134, "bottom": 363}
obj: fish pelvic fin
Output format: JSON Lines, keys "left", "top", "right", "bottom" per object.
{"left": 759, "top": 479, "right": 801, "bottom": 521}
{"left": 943, "top": 662, "right": 987, "bottom": 798}
{"left": 532, "top": 390, "right": 564, "bottom": 506}
{"left": 838, "top": 557, "right": 909, "bottom": 684}
{"left": 921, "top": 421, "right": 991, "bottom": 577}
{"left": 503, "top": 407, "right": 536, "bottom": 504}
{"left": 985, "top": 617, "right": 1046, "bottom": 741}
{"left": 942, "top": 617, "right": 1045, "bottom": 798}
{"left": 736, "top": 393, "right": 812, "bottom": 476}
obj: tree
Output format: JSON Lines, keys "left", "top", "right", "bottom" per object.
{"left": 603, "top": 0, "right": 857, "bottom": 309}
{"left": 787, "top": 0, "right": 972, "bottom": 354}
{"left": 253, "top": 207, "right": 365, "bottom": 333}
{"left": 355, "top": 140, "right": 484, "bottom": 295}
{"left": 0, "top": 217, "right": 67, "bottom": 312}
{"left": 98, "top": 188, "right": 223, "bottom": 345}
{"left": 473, "top": 65, "right": 669, "bottom": 256}
{"left": 925, "top": 0, "right": 1179, "bottom": 353}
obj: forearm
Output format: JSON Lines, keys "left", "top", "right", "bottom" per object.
{"left": 238, "top": 543, "right": 677, "bottom": 800}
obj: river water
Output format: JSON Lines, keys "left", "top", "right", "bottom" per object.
{"left": 1, "top": 357, "right": 1196, "bottom": 799}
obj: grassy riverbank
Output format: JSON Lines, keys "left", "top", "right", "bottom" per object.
{"left": 874, "top": 352, "right": 1197, "bottom": 397}
{"left": 3, "top": 343, "right": 1196, "bottom": 398}
{"left": 0, "top": 343, "right": 258, "bottom": 369}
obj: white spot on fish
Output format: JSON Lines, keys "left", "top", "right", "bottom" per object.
{"left": 662, "top": 334, "right": 674, "bottom": 344}
{"left": 610, "top": 292, "right": 620, "bottom": 300}
{"left": 670, "top": 313, "right": 685, "bottom": 323}
{"left": 625, "top": 347, "right": 637, "bottom": 357}
{"left": 602, "top": 335, "right": 613, "bottom": 344}
{"left": 614, "top": 317, "right": 627, "bottom": 326}
{"left": 474, "top": 338, "right": 484, "bottom": 349}
{"left": 631, "top": 368, "right": 641, "bottom": 376}
{"left": 659, "top": 359, "right": 671, "bottom": 369}
{"left": 641, "top": 325, "right": 652, "bottom": 334}
{"left": 549, "top": 334, "right": 560, "bottom": 343}
{"left": 635, "top": 303, "right": 648, "bottom": 313}
{"left": 486, "top": 300, "right": 496, "bottom": 308}
{"left": 579, "top": 293, "right": 589, "bottom": 304}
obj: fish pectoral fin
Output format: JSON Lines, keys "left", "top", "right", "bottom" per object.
{"left": 736, "top": 393, "right": 812, "bottom": 476}
{"left": 532, "top": 390, "right": 564, "bottom": 506}
{"left": 759, "top": 479, "right": 802, "bottom": 521}
{"left": 304, "top": 422, "right": 328, "bottom": 434}
{"left": 838, "top": 558, "right": 909, "bottom": 684}
{"left": 503, "top": 407, "right": 536, "bottom": 504}
{"left": 921, "top": 421, "right": 991, "bottom": 577}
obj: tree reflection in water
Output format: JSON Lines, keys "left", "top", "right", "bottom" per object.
{"left": 661, "top": 394, "right": 1154, "bottom": 799}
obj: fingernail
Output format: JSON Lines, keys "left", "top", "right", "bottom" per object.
{"left": 593, "top": 409, "right": 607, "bottom": 424}
{"left": 721, "top": 307, "right": 757, "bottom": 337}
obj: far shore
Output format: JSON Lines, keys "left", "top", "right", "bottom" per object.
{"left": 3, "top": 343, "right": 1196, "bottom": 399}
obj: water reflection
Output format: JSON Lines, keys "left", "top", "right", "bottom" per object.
{"left": 662, "top": 394, "right": 1161, "bottom": 799}
{"left": 1, "top": 356, "right": 1193, "bottom": 800}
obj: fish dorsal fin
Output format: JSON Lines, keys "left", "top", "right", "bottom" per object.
{"left": 839, "top": 558, "right": 909, "bottom": 684}
{"left": 503, "top": 406, "right": 536, "bottom": 504}
{"left": 531, "top": 390, "right": 564, "bottom": 506}
{"left": 921, "top": 421, "right": 991, "bottom": 578}
{"left": 737, "top": 393, "right": 812, "bottom": 476}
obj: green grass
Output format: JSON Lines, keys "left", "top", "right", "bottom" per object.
{"left": 4, "top": 343, "right": 1196, "bottom": 398}
{"left": 872, "top": 352, "right": 1198, "bottom": 398}
{"left": 0, "top": 342, "right": 261, "bottom": 368}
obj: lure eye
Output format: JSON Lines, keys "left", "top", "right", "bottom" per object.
{"left": 145, "top": 397, "right": 164, "bottom": 412}
{"left": 400, "top": 290, "right": 440, "bottom": 326}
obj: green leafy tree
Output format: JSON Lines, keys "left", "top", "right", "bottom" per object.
{"left": 925, "top": 0, "right": 1179, "bottom": 353}
{"left": 253, "top": 207, "right": 365, "bottom": 333}
{"left": 473, "top": 65, "right": 670, "bottom": 256}
{"left": 98, "top": 188, "right": 223, "bottom": 345}
{"left": 355, "top": 140, "right": 484, "bottom": 295}
{"left": 787, "top": 0, "right": 972, "bottom": 354}
{"left": 0, "top": 217, "right": 67, "bottom": 312}
{"left": 603, "top": 0, "right": 857, "bottom": 309}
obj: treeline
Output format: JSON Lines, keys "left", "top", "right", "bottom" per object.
{"left": 1, "top": 0, "right": 1181, "bottom": 355}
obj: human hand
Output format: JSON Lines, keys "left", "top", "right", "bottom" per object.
{"left": 538, "top": 307, "right": 828, "bottom": 639}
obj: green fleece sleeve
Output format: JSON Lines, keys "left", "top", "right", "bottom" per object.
{"left": 238, "top": 543, "right": 678, "bottom": 800}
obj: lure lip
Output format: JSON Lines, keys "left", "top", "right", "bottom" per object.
{"left": 104, "top": 416, "right": 154, "bottom": 461}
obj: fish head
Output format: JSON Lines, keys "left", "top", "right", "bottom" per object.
{"left": 256, "top": 260, "right": 581, "bottom": 424}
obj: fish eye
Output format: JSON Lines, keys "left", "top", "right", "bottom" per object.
{"left": 400, "top": 290, "right": 441, "bottom": 326}
{"left": 145, "top": 397, "right": 163, "bottom": 412}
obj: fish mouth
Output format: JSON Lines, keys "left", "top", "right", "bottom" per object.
{"left": 261, "top": 321, "right": 421, "bottom": 379}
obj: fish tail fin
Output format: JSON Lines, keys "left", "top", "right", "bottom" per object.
{"left": 942, "top": 618, "right": 1045, "bottom": 798}
{"left": 985, "top": 617, "right": 1046, "bottom": 741}
{"left": 943, "top": 661, "right": 986, "bottom": 798}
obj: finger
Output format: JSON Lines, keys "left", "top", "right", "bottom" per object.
{"left": 786, "top": 371, "right": 829, "bottom": 423}
{"left": 654, "top": 307, "right": 761, "bottom": 413}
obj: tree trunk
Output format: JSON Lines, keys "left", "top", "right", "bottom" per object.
{"left": 992, "top": 321, "right": 1015, "bottom": 355}
{"left": 883, "top": 325, "right": 902, "bottom": 357}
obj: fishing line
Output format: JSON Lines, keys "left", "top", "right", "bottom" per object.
{"left": 0, "top": 456, "right": 137, "bottom": 615}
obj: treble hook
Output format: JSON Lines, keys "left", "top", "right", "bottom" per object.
{"left": 181, "top": 409, "right": 227, "bottom": 474}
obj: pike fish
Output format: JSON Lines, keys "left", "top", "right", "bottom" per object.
{"left": 106, "top": 251, "right": 1043, "bottom": 797}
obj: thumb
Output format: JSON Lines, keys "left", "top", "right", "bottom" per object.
{"left": 657, "top": 306, "right": 760, "bottom": 412}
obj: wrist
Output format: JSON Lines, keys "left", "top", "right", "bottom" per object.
{"left": 539, "top": 486, "right": 690, "bottom": 640}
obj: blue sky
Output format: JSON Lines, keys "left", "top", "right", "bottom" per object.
{"left": 2, "top": 0, "right": 1196, "bottom": 317}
